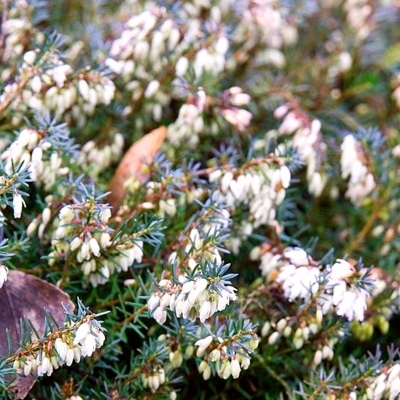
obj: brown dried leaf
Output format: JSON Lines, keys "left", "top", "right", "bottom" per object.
{"left": 0, "top": 270, "right": 74, "bottom": 399}
{"left": 108, "top": 126, "right": 167, "bottom": 211}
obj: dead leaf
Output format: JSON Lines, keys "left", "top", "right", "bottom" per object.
{"left": 108, "top": 126, "right": 167, "bottom": 212}
{"left": 0, "top": 270, "right": 74, "bottom": 399}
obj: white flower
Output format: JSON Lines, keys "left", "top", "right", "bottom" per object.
{"left": 176, "top": 56, "right": 189, "bottom": 76}
{"left": 221, "top": 108, "right": 252, "bottom": 131}
{"left": 259, "top": 252, "right": 283, "bottom": 280}
{"left": 73, "top": 322, "right": 90, "bottom": 344}
{"left": 327, "top": 259, "right": 356, "bottom": 280}
{"left": 341, "top": 134, "right": 376, "bottom": 205}
{"left": 277, "top": 265, "right": 320, "bottom": 302}
{"left": 23, "top": 357, "right": 36, "bottom": 376}
{"left": 54, "top": 338, "right": 68, "bottom": 361}
{"left": 153, "top": 306, "right": 167, "bottom": 325}
{"left": 335, "top": 288, "right": 368, "bottom": 321}
{"left": 144, "top": 80, "right": 160, "bottom": 98}
{"left": 48, "top": 64, "right": 72, "bottom": 88}
{"left": 99, "top": 232, "right": 111, "bottom": 248}
{"left": 59, "top": 205, "right": 75, "bottom": 223}
{"left": 65, "top": 347, "right": 75, "bottom": 366}
{"left": 23, "top": 50, "right": 37, "bottom": 65}
{"left": 80, "top": 334, "right": 97, "bottom": 357}
{"left": 199, "top": 300, "right": 212, "bottom": 323}
{"left": 78, "top": 79, "right": 90, "bottom": 100}
{"left": 77, "top": 242, "right": 90, "bottom": 262}
{"left": 148, "top": 294, "right": 161, "bottom": 311}
{"left": 70, "top": 237, "right": 83, "bottom": 252}
{"left": 0, "top": 264, "right": 8, "bottom": 288}
{"left": 283, "top": 247, "right": 311, "bottom": 266}
{"left": 99, "top": 208, "right": 112, "bottom": 224}
{"left": 37, "top": 355, "right": 53, "bottom": 377}
{"left": 195, "top": 335, "right": 213, "bottom": 357}
{"left": 89, "top": 238, "right": 101, "bottom": 257}
{"left": 331, "top": 280, "right": 347, "bottom": 305}
{"left": 187, "top": 278, "right": 208, "bottom": 306}
{"left": 231, "top": 358, "right": 241, "bottom": 379}
{"left": 13, "top": 193, "right": 26, "bottom": 218}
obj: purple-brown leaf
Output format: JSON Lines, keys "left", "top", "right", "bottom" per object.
{"left": 0, "top": 270, "right": 74, "bottom": 399}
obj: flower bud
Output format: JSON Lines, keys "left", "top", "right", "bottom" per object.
{"left": 78, "top": 79, "right": 90, "bottom": 100}
{"left": 268, "top": 331, "right": 280, "bottom": 345}
{"left": 283, "top": 326, "right": 292, "bottom": 337}
{"left": 276, "top": 318, "right": 287, "bottom": 332}
{"left": 293, "top": 336, "right": 304, "bottom": 349}
{"left": 313, "top": 350, "right": 322, "bottom": 365}
{"left": 144, "top": 80, "right": 160, "bottom": 98}
{"left": 59, "top": 206, "right": 75, "bottom": 223}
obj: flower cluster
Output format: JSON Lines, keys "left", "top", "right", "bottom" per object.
{"left": 105, "top": 7, "right": 197, "bottom": 124}
{"left": 1, "top": 38, "right": 115, "bottom": 127}
{"left": 194, "top": 321, "right": 259, "bottom": 381}
{"left": 274, "top": 102, "right": 327, "bottom": 197}
{"left": 1, "top": 127, "right": 71, "bottom": 192}
{"left": 78, "top": 133, "right": 124, "bottom": 179}
{"left": 209, "top": 158, "right": 290, "bottom": 252}
{"left": 365, "top": 363, "right": 400, "bottom": 400}
{"left": 341, "top": 134, "right": 376, "bottom": 205}
{"left": 49, "top": 200, "right": 143, "bottom": 286}
{"left": 344, "top": 0, "right": 375, "bottom": 42}
{"left": 11, "top": 317, "right": 105, "bottom": 378}
{"left": 166, "top": 99, "right": 206, "bottom": 149}
{"left": 219, "top": 86, "right": 252, "bottom": 132}
{"left": 148, "top": 268, "right": 237, "bottom": 325}
{"left": 148, "top": 203, "right": 236, "bottom": 325}
{"left": 43, "top": 69, "right": 115, "bottom": 128}
{"left": 276, "top": 248, "right": 321, "bottom": 302}
{"left": 257, "top": 247, "right": 374, "bottom": 323}
{"left": 105, "top": 3, "right": 257, "bottom": 145}
{"left": 141, "top": 366, "right": 167, "bottom": 394}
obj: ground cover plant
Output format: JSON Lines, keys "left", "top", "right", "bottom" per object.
{"left": 1, "top": 0, "right": 400, "bottom": 399}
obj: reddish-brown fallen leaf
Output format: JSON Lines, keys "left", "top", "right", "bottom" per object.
{"left": 108, "top": 126, "right": 167, "bottom": 212}
{"left": 0, "top": 270, "right": 74, "bottom": 399}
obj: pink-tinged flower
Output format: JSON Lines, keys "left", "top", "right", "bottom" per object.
{"left": 328, "top": 259, "right": 356, "bottom": 281}
{"left": 48, "top": 64, "right": 72, "bottom": 88}
{"left": 340, "top": 134, "right": 376, "bottom": 205}
{"left": 227, "top": 87, "right": 251, "bottom": 107}
{"left": 277, "top": 265, "right": 320, "bottom": 302}
{"left": 283, "top": 247, "right": 312, "bottom": 267}
{"left": 335, "top": 288, "right": 368, "bottom": 321}
{"left": 221, "top": 108, "right": 252, "bottom": 131}
{"left": 153, "top": 307, "right": 167, "bottom": 325}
